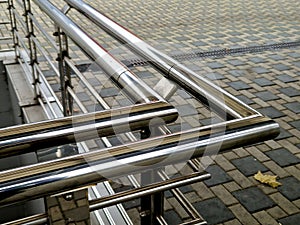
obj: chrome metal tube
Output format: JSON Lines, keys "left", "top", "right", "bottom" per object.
{"left": 65, "top": 0, "right": 258, "bottom": 118}
{"left": 0, "top": 101, "right": 178, "bottom": 157}
{"left": 0, "top": 116, "right": 279, "bottom": 206}
{"left": 90, "top": 172, "right": 210, "bottom": 211}
{"left": 33, "top": 0, "right": 163, "bottom": 103}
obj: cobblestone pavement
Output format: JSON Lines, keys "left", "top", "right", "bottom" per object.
{"left": 69, "top": 1, "right": 300, "bottom": 224}
{"left": 3, "top": 0, "right": 300, "bottom": 224}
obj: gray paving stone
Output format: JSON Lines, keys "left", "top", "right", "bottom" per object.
{"left": 278, "top": 177, "right": 300, "bottom": 201}
{"left": 251, "top": 67, "right": 270, "bottom": 74}
{"left": 227, "top": 59, "right": 246, "bottom": 66}
{"left": 278, "top": 213, "right": 300, "bottom": 225}
{"left": 88, "top": 78, "right": 101, "bottom": 86}
{"left": 229, "top": 69, "right": 247, "bottom": 77}
{"left": 135, "top": 71, "right": 154, "bottom": 78}
{"left": 233, "top": 187, "right": 276, "bottom": 213}
{"left": 273, "top": 63, "right": 291, "bottom": 71}
{"left": 289, "top": 120, "right": 300, "bottom": 129}
{"left": 236, "top": 95, "right": 254, "bottom": 105}
{"left": 265, "top": 148, "right": 300, "bottom": 167}
{"left": 168, "top": 122, "right": 192, "bottom": 133}
{"left": 275, "top": 128, "right": 293, "bottom": 140}
{"left": 269, "top": 54, "right": 285, "bottom": 60}
{"left": 253, "top": 78, "right": 275, "bottom": 87}
{"left": 99, "top": 87, "right": 119, "bottom": 97}
{"left": 249, "top": 57, "right": 267, "bottom": 63}
{"left": 276, "top": 74, "right": 298, "bottom": 83}
{"left": 257, "top": 106, "right": 285, "bottom": 119}
{"left": 284, "top": 102, "right": 300, "bottom": 114}
{"left": 164, "top": 210, "right": 182, "bottom": 224}
{"left": 228, "top": 81, "right": 251, "bottom": 90}
{"left": 176, "top": 104, "right": 198, "bottom": 117}
{"left": 177, "top": 89, "right": 192, "bottom": 99}
{"left": 204, "top": 165, "right": 233, "bottom": 187}
{"left": 279, "top": 87, "right": 300, "bottom": 97}
{"left": 192, "top": 198, "right": 235, "bottom": 225}
{"left": 231, "top": 156, "right": 268, "bottom": 176}
{"left": 207, "top": 62, "right": 225, "bottom": 69}
{"left": 76, "top": 92, "right": 90, "bottom": 101}
{"left": 50, "top": 84, "right": 60, "bottom": 92}
{"left": 193, "top": 41, "right": 207, "bottom": 46}
{"left": 255, "top": 91, "right": 280, "bottom": 101}
{"left": 292, "top": 61, "right": 300, "bottom": 68}
{"left": 205, "top": 72, "right": 225, "bottom": 80}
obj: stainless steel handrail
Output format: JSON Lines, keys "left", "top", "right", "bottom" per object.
{"left": 0, "top": 115, "right": 279, "bottom": 206}
{"left": 65, "top": 0, "right": 258, "bottom": 119}
{"left": 0, "top": 101, "right": 178, "bottom": 157}
{"left": 33, "top": 0, "right": 163, "bottom": 104}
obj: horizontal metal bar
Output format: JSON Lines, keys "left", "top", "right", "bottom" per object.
{"left": 66, "top": 0, "right": 259, "bottom": 119}
{"left": 33, "top": 0, "right": 163, "bottom": 104}
{"left": 27, "top": 12, "right": 58, "bottom": 50}
{"left": 0, "top": 172, "right": 209, "bottom": 225}
{"left": 0, "top": 101, "right": 178, "bottom": 157}
{"left": 64, "top": 57, "right": 111, "bottom": 109}
{"left": 90, "top": 172, "right": 211, "bottom": 211}
{"left": 0, "top": 116, "right": 279, "bottom": 206}
{"left": 0, "top": 214, "right": 47, "bottom": 225}
{"left": 180, "top": 219, "right": 207, "bottom": 225}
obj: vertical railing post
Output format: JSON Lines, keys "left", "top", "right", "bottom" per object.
{"left": 55, "top": 25, "right": 72, "bottom": 116}
{"left": 7, "top": 0, "right": 19, "bottom": 60}
{"left": 22, "top": 0, "right": 39, "bottom": 98}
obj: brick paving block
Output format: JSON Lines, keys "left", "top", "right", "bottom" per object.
{"left": 167, "top": 197, "right": 190, "bottom": 219}
{"left": 284, "top": 102, "right": 300, "bottom": 114}
{"left": 279, "top": 87, "right": 300, "bottom": 97}
{"left": 265, "top": 148, "right": 300, "bottom": 167}
{"left": 269, "top": 192, "right": 299, "bottom": 215}
{"left": 231, "top": 156, "right": 268, "bottom": 176}
{"left": 251, "top": 67, "right": 270, "bottom": 74}
{"left": 223, "top": 181, "right": 242, "bottom": 193}
{"left": 278, "top": 213, "right": 300, "bottom": 225}
{"left": 276, "top": 74, "right": 298, "bottom": 83}
{"left": 236, "top": 95, "right": 254, "bottom": 105}
{"left": 263, "top": 161, "right": 290, "bottom": 178}
{"left": 204, "top": 165, "right": 233, "bottom": 187}
{"left": 254, "top": 91, "right": 280, "bottom": 101}
{"left": 164, "top": 210, "right": 183, "bottom": 224}
{"left": 193, "top": 197, "right": 235, "bottom": 225}
{"left": 223, "top": 219, "right": 242, "bottom": 225}
{"left": 211, "top": 185, "right": 238, "bottom": 206}
{"left": 191, "top": 182, "right": 215, "bottom": 200}
{"left": 253, "top": 210, "right": 279, "bottom": 225}
{"left": 214, "top": 155, "right": 236, "bottom": 171}
{"left": 278, "top": 176, "right": 300, "bottom": 201}
{"left": 227, "top": 170, "right": 253, "bottom": 189}
{"left": 228, "top": 81, "right": 251, "bottom": 90}
{"left": 253, "top": 78, "right": 275, "bottom": 87}
{"left": 192, "top": 41, "right": 207, "bottom": 46}
{"left": 257, "top": 106, "right": 285, "bottom": 119}
{"left": 245, "top": 146, "right": 270, "bottom": 162}
{"left": 232, "top": 187, "right": 276, "bottom": 213}
{"left": 266, "top": 206, "right": 288, "bottom": 220}
{"left": 229, "top": 204, "right": 259, "bottom": 225}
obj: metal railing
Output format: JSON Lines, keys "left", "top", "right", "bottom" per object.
{"left": 0, "top": 0, "right": 280, "bottom": 224}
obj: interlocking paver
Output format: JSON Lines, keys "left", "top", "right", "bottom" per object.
{"left": 231, "top": 156, "right": 269, "bottom": 176}
{"left": 265, "top": 148, "right": 300, "bottom": 167}
{"left": 193, "top": 198, "right": 235, "bottom": 225}
{"left": 278, "top": 177, "right": 300, "bottom": 201}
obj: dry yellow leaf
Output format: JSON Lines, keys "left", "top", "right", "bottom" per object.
{"left": 254, "top": 171, "right": 282, "bottom": 188}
